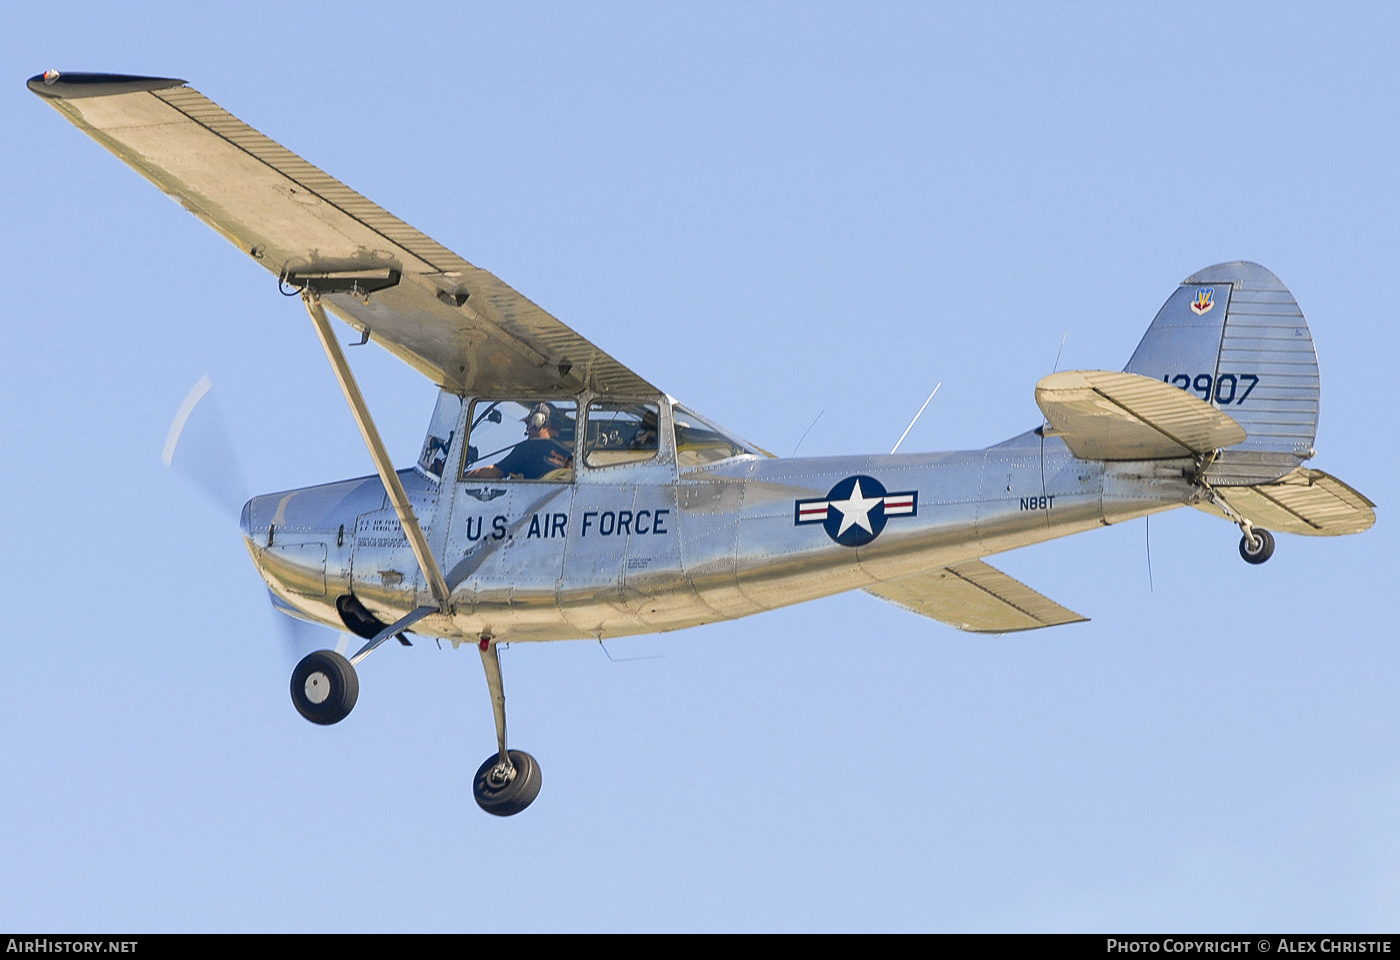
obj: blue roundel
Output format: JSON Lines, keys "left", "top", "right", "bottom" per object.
{"left": 822, "top": 474, "right": 889, "bottom": 546}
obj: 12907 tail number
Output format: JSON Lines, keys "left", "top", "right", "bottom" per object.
{"left": 1162, "top": 373, "right": 1258, "bottom": 405}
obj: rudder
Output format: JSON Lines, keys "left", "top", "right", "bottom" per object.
{"left": 1123, "top": 262, "right": 1319, "bottom": 484}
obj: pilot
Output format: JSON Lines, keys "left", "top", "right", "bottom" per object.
{"left": 632, "top": 407, "right": 659, "bottom": 450}
{"left": 466, "top": 402, "right": 573, "bottom": 480}
{"left": 421, "top": 432, "right": 452, "bottom": 478}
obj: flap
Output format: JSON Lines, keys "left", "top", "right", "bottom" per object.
{"left": 30, "top": 72, "right": 656, "bottom": 397}
{"left": 1193, "top": 467, "right": 1376, "bottom": 536}
{"left": 1036, "top": 370, "right": 1246, "bottom": 460}
{"left": 865, "top": 559, "right": 1088, "bottom": 633}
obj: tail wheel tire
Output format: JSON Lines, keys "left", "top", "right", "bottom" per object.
{"left": 290, "top": 650, "right": 359, "bottom": 725}
{"left": 473, "top": 750, "right": 542, "bottom": 816}
{"left": 1239, "top": 528, "right": 1276, "bottom": 565}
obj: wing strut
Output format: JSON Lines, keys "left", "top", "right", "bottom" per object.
{"left": 302, "top": 293, "right": 453, "bottom": 611}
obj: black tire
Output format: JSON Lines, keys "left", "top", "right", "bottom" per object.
{"left": 473, "top": 750, "right": 542, "bottom": 816}
{"left": 1239, "top": 528, "right": 1276, "bottom": 565}
{"left": 290, "top": 650, "right": 359, "bottom": 725}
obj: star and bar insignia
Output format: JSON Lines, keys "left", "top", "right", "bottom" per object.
{"left": 794, "top": 475, "right": 918, "bottom": 547}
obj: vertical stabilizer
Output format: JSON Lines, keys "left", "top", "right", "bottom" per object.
{"left": 1123, "top": 262, "right": 1319, "bottom": 484}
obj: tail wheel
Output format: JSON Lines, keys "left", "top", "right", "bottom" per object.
{"left": 290, "top": 650, "right": 359, "bottom": 724}
{"left": 1239, "top": 528, "right": 1276, "bottom": 565}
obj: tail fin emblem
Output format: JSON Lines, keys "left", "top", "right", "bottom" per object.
{"left": 1190, "top": 287, "right": 1215, "bottom": 315}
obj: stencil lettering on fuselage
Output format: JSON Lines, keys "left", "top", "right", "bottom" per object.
{"left": 461, "top": 509, "right": 672, "bottom": 541}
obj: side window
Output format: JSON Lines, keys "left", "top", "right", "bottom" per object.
{"left": 460, "top": 399, "right": 577, "bottom": 482}
{"left": 584, "top": 401, "right": 660, "bottom": 468}
{"left": 417, "top": 391, "right": 463, "bottom": 482}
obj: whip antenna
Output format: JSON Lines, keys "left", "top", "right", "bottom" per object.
{"left": 791, "top": 410, "right": 824, "bottom": 457}
{"left": 891, "top": 383, "right": 940, "bottom": 454}
{"left": 1145, "top": 514, "right": 1155, "bottom": 593}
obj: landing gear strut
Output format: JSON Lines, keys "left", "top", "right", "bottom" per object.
{"left": 473, "top": 636, "right": 542, "bottom": 816}
{"left": 1195, "top": 467, "right": 1278, "bottom": 567}
{"left": 1239, "top": 527, "right": 1275, "bottom": 565}
{"left": 290, "top": 649, "right": 359, "bottom": 724}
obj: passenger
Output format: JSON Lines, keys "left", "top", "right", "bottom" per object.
{"left": 466, "top": 403, "right": 573, "bottom": 480}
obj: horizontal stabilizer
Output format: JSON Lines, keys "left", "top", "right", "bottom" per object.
{"left": 1193, "top": 467, "right": 1376, "bottom": 536}
{"left": 1037, "top": 370, "right": 1246, "bottom": 460}
{"left": 865, "top": 560, "right": 1087, "bottom": 633}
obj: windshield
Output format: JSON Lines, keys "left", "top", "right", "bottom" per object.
{"left": 416, "top": 390, "right": 463, "bottom": 481}
{"left": 672, "top": 403, "right": 761, "bottom": 468}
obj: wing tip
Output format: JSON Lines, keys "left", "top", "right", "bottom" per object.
{"left": 27, "top": 70, "right": 187, "bottom": 100}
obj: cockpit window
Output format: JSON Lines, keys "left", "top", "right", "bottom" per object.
{"left": 460, "top": 399, "right": 577, "bottom": 482}
{"left": 584, "top": 401, "right": 660, "bottom": 468}
{"left": 673, "top": 403, "right": 760, "bottom": 468}
{"left": 417, "top": 391, "right": 463, "bottom": 482}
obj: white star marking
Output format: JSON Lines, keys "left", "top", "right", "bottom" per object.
{"left": 829, "top": 479, "right": 882, "bottom": 537}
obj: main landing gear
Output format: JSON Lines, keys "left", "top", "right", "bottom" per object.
{"left": 1239, "top": 527, "right": 1276, "bottom": 565}
{"left": 287, "top": 617, "right": 542, "bottom": 817}
{"left": 290, "top": 649, "right": 359, "bottom": 724}
{"left": 474, "top": 749, "right": 543, "bottom": 816}
{"left": 472, "top": 636, "right": 542, "bottom": 816}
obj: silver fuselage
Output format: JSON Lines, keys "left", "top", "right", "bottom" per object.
{"left": 241, "top": 400, "right": 1195, "bottom": 643}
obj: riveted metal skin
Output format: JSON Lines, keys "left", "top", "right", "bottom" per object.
{"left": 29, "top": 77, "right": 1366, "bottom": 644}
{"left": 240, "top": 394, "right": 1194, "bottom": 645}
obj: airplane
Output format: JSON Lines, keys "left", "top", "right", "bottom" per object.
{"left": 30, "top": 70, "right": 1376, "bottom": 817}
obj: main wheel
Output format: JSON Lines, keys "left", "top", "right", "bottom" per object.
{"left": 1239, "top": 528, "right": 1276, "bottom": 565}
{"left": 473, "top": 750, "right": 542, "bottom": 816}
{"left": 290, "top": 650, "right": 359, "bottom": 725}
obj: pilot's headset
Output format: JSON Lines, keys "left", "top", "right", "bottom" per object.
{"left": 523, "top": 402, "right": 554, "bottom": 431}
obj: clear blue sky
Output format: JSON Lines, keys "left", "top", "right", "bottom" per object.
{"left": 2, "top": 1, "right": 1396, "bottom": 932}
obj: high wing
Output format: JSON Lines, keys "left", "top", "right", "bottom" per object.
{"left": 28, "top": 71, "right": 655, "bottom": 397}
{"left": 865, "top": 560, "right": 1088, "bottom": 633}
